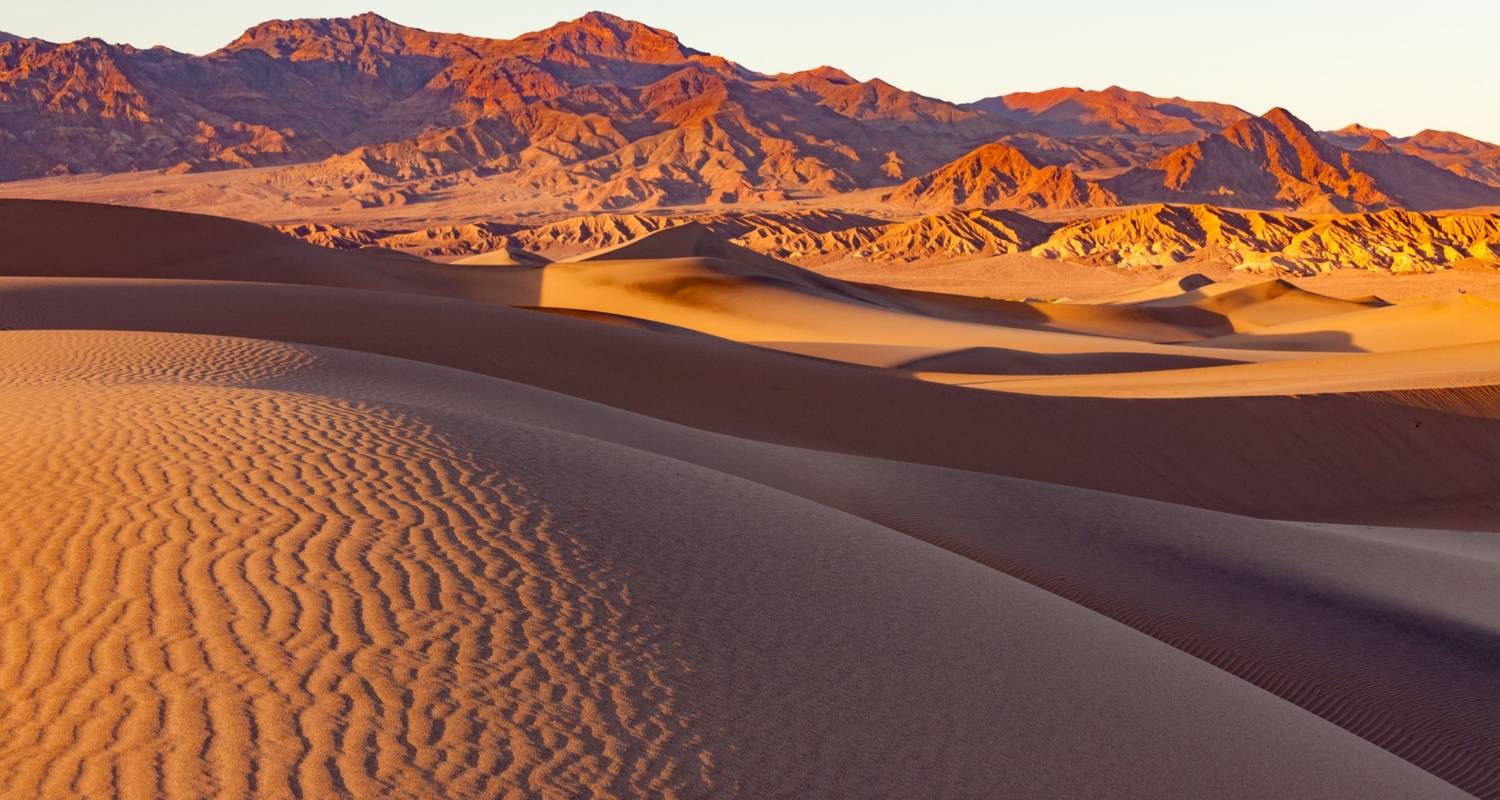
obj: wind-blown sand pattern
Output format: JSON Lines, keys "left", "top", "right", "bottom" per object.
{"left": 3, "top": 199, "right": 1500, "bottom": 798}
{"left": 0, "top": 333, "right": 714, "bottom": 798}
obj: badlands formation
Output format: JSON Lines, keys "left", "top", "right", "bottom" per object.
{"left": 2, "top": 9, "right": 1500, "bottom": 800}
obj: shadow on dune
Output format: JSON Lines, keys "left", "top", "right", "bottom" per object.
{"left": 1197, "top": 328, "right": 1366, "bottom": 353}
{"left": 897, "top": 347, "right": 1244, "bottom": 375}
{"left": 517, "top": 305, "right": 721, "bottom": 337}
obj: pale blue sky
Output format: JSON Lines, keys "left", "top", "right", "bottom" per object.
{"left": 8, "top": 1, "right": 1497, "bottom": 142}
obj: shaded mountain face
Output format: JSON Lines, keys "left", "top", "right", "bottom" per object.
{"left": 1324, "top": 125, "right": 1500, "bottom": 189}
{"left": 1105, "top": 108, "right": 1500, "bottom": 212}
{"left": 0, "top": 12, "right": 1008, "bottom": 206}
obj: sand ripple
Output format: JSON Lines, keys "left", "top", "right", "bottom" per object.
{"left": 0, "top": 333, "right": 710, "bottom": 799}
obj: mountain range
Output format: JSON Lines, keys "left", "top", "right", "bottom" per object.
{"left": 2, "top": 11, "right": 1499, "bottom": 213}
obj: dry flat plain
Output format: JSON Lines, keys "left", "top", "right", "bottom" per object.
{"left": 0, "top": 198, "right": 1498, "bottom": 799}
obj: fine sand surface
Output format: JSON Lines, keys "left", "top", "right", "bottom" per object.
{"left": 4, "top": 199, "right": 1500, "bottom": 798}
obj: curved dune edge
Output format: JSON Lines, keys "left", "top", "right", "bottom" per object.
{"left": 0, "top": 330, "right": 1470, "bottom": 800}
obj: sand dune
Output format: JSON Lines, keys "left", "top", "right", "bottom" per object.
{"left": 0, "top": 199, "right": 555, "bottom": 306}
{"left": 1198, "top": 293, "right": 1500, "bottom": 352}
{"left": 8, "top": 203, "right": 1500, "bottom": 524}
{"left": 1, "top": 329, "right": 1469, "bottom": 799}
{"left": 526, "top": 228, "right": 1321, "bottom": 365}
{"left": 6, "top": 199, "right": 1500, "bottom": 797}
{"left": 1026, "top": 274, "right": 1386, "bottom": 341}
{"left": 451, "top": 246, "right": 549, "bottom": 266}
{"left": 1121, "top": 277, "right": 1385, "bottom": 329}
{"left": 7, "top": 275, "right": 1500, "bottom": 526}
{"left": 1075, "top": 272, "right": 1219, "bottom": 304}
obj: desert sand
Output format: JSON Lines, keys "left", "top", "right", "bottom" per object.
{"left": 2, "top": 198, "right": 1500, "bottom": 799}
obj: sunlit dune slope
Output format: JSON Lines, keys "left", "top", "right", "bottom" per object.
{"left": 1196, "top": 293, "right": 1500, "bottom": 352}
{"left": 451, "top": 246, "right": 549, "bottom": 266}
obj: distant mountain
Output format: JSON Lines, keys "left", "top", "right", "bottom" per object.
{"left": 0, "top": 12, "right": 1006, "bottom": 207}
{"left": 1, "top": 14, "right": 1497, "bottom": 213}
{"left": 883, "top": 141, "right": 1118, "bottom": 210}
{"left": 1321, "top": 123, "right": 1395, "bottom": 149}
{"left": 1324, "top": 125, "right": 1500, "bottom": 189}
{"left": 967, "top": 86, "right": 1250, "bottom": 141}
{"left": 1106, "top": 108, "right": 1500, "bottom": 211}
{"left": 992, "top": 131, "right": 1178, "bottom": 174}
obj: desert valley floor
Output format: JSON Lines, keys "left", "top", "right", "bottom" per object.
{"left": 0, "top": 197, "right": 1499, "bottom": 798}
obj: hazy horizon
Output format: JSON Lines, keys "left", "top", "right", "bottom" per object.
{"left": 6, "top": 1, "right": 1498, "bottom": 143}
